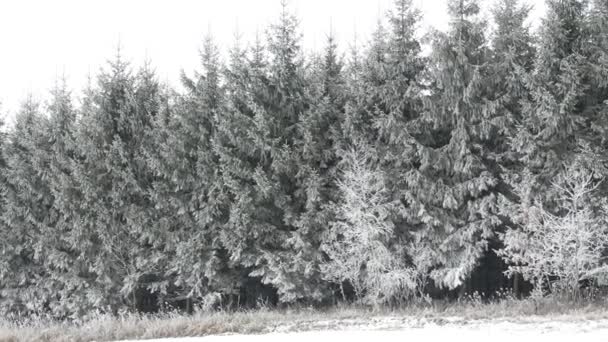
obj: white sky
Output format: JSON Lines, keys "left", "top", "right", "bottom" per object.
{"left": 0, "top": 0, "right": 546, "bottom": 122}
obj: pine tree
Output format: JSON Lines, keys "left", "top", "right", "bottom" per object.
{"left": 0, "top": 106, "right": 5, "bottom": 253}
{"left": 39, "top": 78, "right": 84, "bottom": 317}
{"left": 143, "top": 79, "right": 177, "bottom": 309}
{"left": 489, "top": 0, "right": 536, "bottom": 192}
{"left": 216, "top": 2, "right": 321, "bottom": 303}
{"left": 215, "top": 30, "right": 278, "bottom": 306}
{"left": 290, "top": 31, "right": 345, "bottom": 302}
{"left": 583, "top": 0, "right": 608, "bottom": 168}
{"left": 588, "top": 0, "right": 608, "bottom": 86}
{"left": 373, "top": 0, "right": 428, "bottom": 293}
{"left": 404, "top": 0, "right": 501, "bottom": 289}
{"left": 126, "top": 62, "right": 178, "bottom": 311}
{"left": 486, "top": 0, "right": 537, "bottom": 297}
{"left": 249, "top": 1, "right": 327, "bottom": 303}
{"left": 514, "top": 0, "right": 591, "bottom": 197}
{"left": 349, "top": 20, "right": 390, "bottom": 144}
{"left": 375, "top": 0, "right": 426, "bottom": 149}
{"left": 69, "top": 51, "right": 159, "bottom": 314}
{"left": 0, "top": 97, "right": 53, "bottom": 315}
{"left": 160, "top": 34, "right": 231, "bottom": 307}
{"left": 341, "top": 33, "right": 366, "bottom": 145}
{"left": 0, "top": 105, "right": 5, "bottom": 275}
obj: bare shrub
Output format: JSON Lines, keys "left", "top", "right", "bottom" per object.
{"left": 500, "top": 163, "right": 608, "bottom": 298}
{"left": 321, "top": 145, "right": 419, "bottom": 305}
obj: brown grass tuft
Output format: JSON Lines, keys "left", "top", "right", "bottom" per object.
{"left": 1, "top": 296, "right": 607, "bottom": 342}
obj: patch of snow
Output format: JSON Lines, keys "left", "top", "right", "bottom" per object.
{"left": 117, "top": 318, "right": 608, "bottom": 342}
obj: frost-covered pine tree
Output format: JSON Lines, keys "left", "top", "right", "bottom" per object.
{"left": 141, "top": 75, "right": 178, "bottom": 308}
{"left": 404, "top": 0, "right": 501, "bottom": 290}
{"left": 68, "top": 51, "right": 159, "bottom": 314}
{"left": 0, "top": 105, "right": 5, "bottom": 291}
{"left": 484, "top": 0, "right": 537, "bottom": 295}
{"left": 490, "top": 0, "right": 535, "bottom": 178}
{"left": 217, "top": 1, "right": 319, "bottom": 303}
{"left": 40, "top": 78, "right": 85, "bottom": 317}
{"left": 375, "top": 0, "right": 426, "bottom": 149}
{"left": 347, "top": 20, "right": 390, "bottom": 144}
{"left": 373, "top": 0, "right": 429, "bottom": 294}
{"left": 0, "top": 97, "right": 53, "bottom": 315}
{"left": 587, "top": 0, "right": 608, "bottom": 90}
{"left": 583, "top": 0, "right": 608, "bottom": 170}
{"left": 0, "top": 106, "right": 5, "bottom": 239}
{"left": 514, "top": 0, "right": 592, "bottom": 200}
{"left": 215, "top": 31, "right": 276, "bottom": 305}
{"left": 341, "top": 33, "right": 366, "bottom": 145}
{"left": 162, "top": 34, "right": 232, "bottom": 306}
{"left": 289, "top": 31, "right": 345, "bottom": 302}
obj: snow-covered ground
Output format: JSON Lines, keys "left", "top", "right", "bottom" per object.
{"left": 117, "top": 317, "right": 608, "bottom": 342}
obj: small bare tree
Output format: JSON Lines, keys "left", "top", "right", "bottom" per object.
{"left": 321, "top": 145, "right": 418, "bottom": 305}
{"left": 500, "top": 163, "right": 608, "bottom": 298}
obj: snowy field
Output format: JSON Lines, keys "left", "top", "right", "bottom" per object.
{"left": 117, "top": 317, "right": 608, "bottom": 342}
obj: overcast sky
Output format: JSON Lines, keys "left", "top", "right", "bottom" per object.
{"left": 0, "top": 0, "right": 546, "bottom": 122}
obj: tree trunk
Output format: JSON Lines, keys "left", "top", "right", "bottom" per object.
{"left": 513, "top": 272, "right": 520, "bottom": 299}
{"left": 186, "top": 297, "right": 192, "bottom": 314}
{"left": 132, "top": 289, "right": 137, "bottom": 312}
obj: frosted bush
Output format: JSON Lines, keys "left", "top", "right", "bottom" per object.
{"left": 500, "top": 163, "right": 608, "bottom": 298}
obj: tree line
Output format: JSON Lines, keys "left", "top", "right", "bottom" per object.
{"left": 1, "top": 0, "right": 608, "bottom": 319}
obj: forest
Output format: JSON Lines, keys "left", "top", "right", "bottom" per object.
{"left": 0, "top": 0, "right": 608, "bottom": 320}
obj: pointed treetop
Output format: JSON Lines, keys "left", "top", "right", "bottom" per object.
{"left": 268, "top": 0, "right": 302, "bottom": 80}
{"left": 447, "top": 0, "right": 481, "bottom": 18}
{"left": 51, "top": 70, "right": 70, "bottom": 99}
{"left": 14, "top": 94, "right": 41, "bottom": 133}
{"left": 250, "top": 29, "right": 267, "bottom": 72}
{"left": 540, "top": 0, "right": 588, "bottom": 55}
{"left": 106, "top": 41, "right": 130, "bottom": 79}
{"left": 389, "top": 0, "right": 421, "bottom": 38}
{"left": 387, "top": 0, "right": 422, "bottom": 58}
{"left": 492, "top": 0, "right": 533, "bottom": 44}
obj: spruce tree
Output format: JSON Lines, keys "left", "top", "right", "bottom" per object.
{"left": 291, "top": 31, "right": 345, "bottom": 302}
{"left": 349, "top": 20, "right": 389, "bottom": 144}
{"left": 487, "top": 0, "right": 537, "bottom": 296}
{"left": 216, "top": 2, "right": 320, "bottom": 303}
{"left": 0, "top": 107, "right": 5, "bottom": 255}
{"left": 69, "top": 51, "right": 159, "bottom": 314}
{"left": 215, "top": 31, "right": 276, "bottom": 306}
{"left": 161, "top": 34, "right": 231, "bottom": 307}
{"left": 0, "top": 97, "right": 53, "bottom": 315}
{"left": 490, "top": 0, "right": 536, "bottom": 188}
{"left": 0, "top": 106, "right": 5, "bottom": 282}
{"left": 41, "top": 78, "right": 84, "bottom": 317}
{"left": 143, "top": 79, "right": 178, "bottom": 309}
{"left": 250, "top": 1, "right": 325, "bottom": 302}
{"left": 514, "top": 0, "right": 591, "bottom": 195}
{"left": 375, "top": 0, "right": 426, "bottom": 149}
{"left": 375, "top": 0, "right": 428, "bottom": 291}
{"left": 127, "top": 62, "right": 178, "bottom": 310}
{"left": 583, "top": 0, "right": 608, "bottom": 167}
{"left": 404, "top": 0, "right": 501, "bottom": 289}
{"left": 341, "top": 34, "right": 366, "bottom": 145}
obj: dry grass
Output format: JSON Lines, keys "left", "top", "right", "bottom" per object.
{"left": 1, "top": 296, "right": 608, "bottom": 342}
